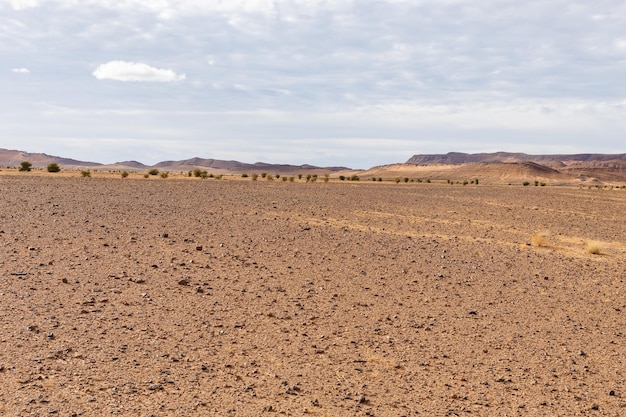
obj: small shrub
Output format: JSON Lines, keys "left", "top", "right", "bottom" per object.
{"left": 395, "top": 177, "right": 401, "bottom": 184}
{"left": 404, "top": 177, "right": 409, "bottom": 183}
{"left": 339, "top": 175, "right": 346, "bottom": 181}
{"left": 148, "top": 168, "right": 159, "bottom": 176}
{"left": 188, "top": 171, "right": 193, "bottom": 177}
{"left": 143, "top": 173, "right": 149, "bottom": 178}
{"left": 19, "top": 161, "right": 32, "bottom": 172}
{"left": 47, "top": 163, "right": 61, "bottom": 173}
{"left": 261, "top": 172, "right": 267, "bottom": 178}
{"left": 350, "top": 174, "right": 359, "bottom": 181}
{"left": 523, "top": 181, "right": 530, "bottom": 186}
{"left": 275, "top": 174, "right": 280, "bottom": 179}
{"left": 241, "top": 173, "right": 249, "bottom": 178}
{"left": 378, "top": 177, "right": 382, "bottom": 182}
{"left": 289, "top": 176, "right": 295, "bottom": 182}
{"left": 585, "top": 240, "right": 602, "bottom": 255}
{"left": 298, "top": 174, "right": 302, "bottom": 180}
{"left": 193, "top": 168, "right": 203, "bottom": 178}
{"left": 199, "top": 171, "right": 209, "bottom": 179}
{"left": 160, "top": 172, "right": 169, "bottom": 178}
{"left": 531, "top": 231, "right": 549, "bottom": 247}
{"left": 282, "top": 176, "right": 288, "bottom": 181}
{"left": 426, "top": 179, "right": 431, "bottom": 183}
{"left": 121, "top": 171, "right": 129, "bottom": 178}
{"left": 251, "top": 173, "right": 258, "bottom": 181}
{"left": 540, "top": 182, "right": 546, "bottom": 186}
{"left": 80, "top": 170, "right": 91, "bottom": 178}
{"left": 475, "top": 179, "right": 479, "bottom": 185}
{"left": 463, "top": 180, "right": 468, "bottom": 185}
{"left": 534, "top": 180, "right": 539, "bottom": 186}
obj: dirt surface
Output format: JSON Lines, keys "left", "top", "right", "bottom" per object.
{"left": 1, "top": 176, "right": 625, "bottom": 416}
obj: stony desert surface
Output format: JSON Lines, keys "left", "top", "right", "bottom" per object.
{"left": 1, "top": 176, "right": 625, "bottom": 416}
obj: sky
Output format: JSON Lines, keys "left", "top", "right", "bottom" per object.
{"left": 2, "top": 0, "right": 626, "bottom": 168}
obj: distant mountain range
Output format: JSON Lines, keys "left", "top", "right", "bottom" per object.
{"left": 0, "top": 148, "right": 350, "bottom": 174}
{"left": 2, "top": 148, "right": 625, "bottom": 184}
{"left": 406, "top": 151, "right": 626, "bottom": 166}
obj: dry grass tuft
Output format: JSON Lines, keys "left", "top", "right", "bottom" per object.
{"left": 584, "top": 240, "right": 603, "bottom": 255}
{"left": 531, "top": 231, "right": 550, "bottom": 247}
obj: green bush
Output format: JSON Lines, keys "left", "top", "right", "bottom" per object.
{"left": 523, "top": 181, "right": 530, "bottom": 186}
{"left": 241, "top": 173, "right": 248, "bottom": 178}
{"left": 121, "top": 171, "right": 129, "bottom": 178}
{"left": 47, "top": 163, "right": 61, "bottom": 173}
{"left": 80, "top": 170, "right": 91, "bottom": 178}
{"left": 251, "top": 173, "right": 258, "bottom": 181}
{"left": 148, "top": 168, "right": 159, "bottom": 176}
{"left": 19, "top": 161, "right": 32, "bottom": 172}
{"left": 339, "top": 175, "right": 346, "bottom": 181}
{"left": 160, "top": 172, "right": 169, "bottom": 178}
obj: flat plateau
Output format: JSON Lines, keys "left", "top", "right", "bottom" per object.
{"left": 1, "top": 176, "right": 625, "bottom": 416}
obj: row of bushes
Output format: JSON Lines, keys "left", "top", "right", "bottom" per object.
{"left": 19, "top": 161, "right": 60, "bottom": 173}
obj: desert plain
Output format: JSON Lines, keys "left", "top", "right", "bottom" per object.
{"left": 1, "top": 175, "right": 625, "bottom": 416}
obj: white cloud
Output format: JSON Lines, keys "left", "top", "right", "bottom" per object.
{"left": 10, "top": 0, "right": 39, "bottom": 10}
{"left": 93, "top": 61, "right": 185, "bottom": 82}
{"left": 11, "top": 67, "right": 30, "bottom": 73}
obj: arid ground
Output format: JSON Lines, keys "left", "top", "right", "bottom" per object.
{"left": 1, "top": 176, "right": 625, "bottom": 416}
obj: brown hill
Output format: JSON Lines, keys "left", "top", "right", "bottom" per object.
{"left": 0, "top": 148, "right": 102, "bottom": 169}
{"left": 361, "top": 161, "right": 625, "bottom": 185}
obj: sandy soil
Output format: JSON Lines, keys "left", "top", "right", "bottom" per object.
{"left": 1, "top": 176, "right": 625, "bottom": 416}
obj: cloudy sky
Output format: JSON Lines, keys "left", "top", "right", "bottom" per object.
{"left": 2, "top": 0, "right": 626, "bottom": 168}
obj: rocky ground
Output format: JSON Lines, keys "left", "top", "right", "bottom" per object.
{"left": 1, "top": 176, "right": 625, "bottom": 416}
